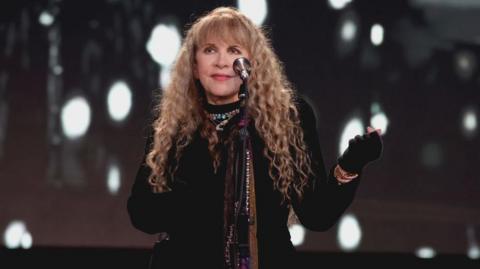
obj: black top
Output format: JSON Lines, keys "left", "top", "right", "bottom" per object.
{"left": 204, "top": 100, "right": 242, "bottom": 114}
{"left": 127, "top": 97, "right": 360, "bottom": 269}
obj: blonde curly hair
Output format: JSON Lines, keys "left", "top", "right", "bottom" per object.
{"left": 146, "top": 6, "right": 313, "bottom": 203}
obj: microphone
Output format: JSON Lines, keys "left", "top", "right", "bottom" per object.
{"left": 233, "top": 57, "right": 251, "bottom": 81}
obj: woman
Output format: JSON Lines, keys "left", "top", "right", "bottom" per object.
{"left": 127, "top": 6, "right": 382, "bottom": 269}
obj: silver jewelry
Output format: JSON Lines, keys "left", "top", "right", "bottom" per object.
{"left": 208, "top": 109, "right": 240, "bottom": 131}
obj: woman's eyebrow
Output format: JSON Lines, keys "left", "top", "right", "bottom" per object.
{"left": 202, "top": 43, "right": 217, "bottom": 47}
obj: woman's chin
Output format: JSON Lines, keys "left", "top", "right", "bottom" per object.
{"left": 206, "top": 93, "right": 239, "bottom": 104}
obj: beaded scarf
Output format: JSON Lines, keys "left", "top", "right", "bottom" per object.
{"left": 205, "top": 101, "right": 259, "bottom": 269}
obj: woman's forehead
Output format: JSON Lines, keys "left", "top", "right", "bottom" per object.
{"left": 198, "top": 35, "right": 244, "bottom": 47}
{"left": 196, "top": 21, "right": 249, "bottom": 48}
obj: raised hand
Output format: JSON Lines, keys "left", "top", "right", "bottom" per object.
{"left": 337, "top": 126, "right": 383, "bottom": 174}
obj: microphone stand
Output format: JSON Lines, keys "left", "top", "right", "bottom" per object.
{"left": 232, "top": 79, "right": 252, "bottom": 268}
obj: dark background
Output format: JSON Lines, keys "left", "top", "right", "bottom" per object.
{"left": 1, "top": 0, "right": 479, "bottom": 267}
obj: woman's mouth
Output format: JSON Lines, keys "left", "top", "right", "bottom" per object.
{"left": 211, "top": 74, "right": 232, "bottom": 81}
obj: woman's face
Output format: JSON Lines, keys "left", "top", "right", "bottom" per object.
{"left": 194, "top": 37, "right": 250, "bottom": 105}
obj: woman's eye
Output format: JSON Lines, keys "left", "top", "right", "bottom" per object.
{"left": 230, "top": 48, "right": 241, "bottom": 54}
{"left": 204, "top": 47, "right": 215, "bottom": 53}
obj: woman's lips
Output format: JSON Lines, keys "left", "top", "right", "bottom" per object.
{"left": 211, "top": 74, "right": 232, "bottom": 81}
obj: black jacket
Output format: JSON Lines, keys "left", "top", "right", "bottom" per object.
{"left": 127, "top": 97, "right": 360, "bottom": 268}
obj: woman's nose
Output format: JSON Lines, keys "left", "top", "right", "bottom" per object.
{"left": 215, "top": 51, "right": 230, "bottom": 68}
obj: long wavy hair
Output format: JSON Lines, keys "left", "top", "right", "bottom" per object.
{"left": 146, "top": 7, "right": 313, "bottom": 203}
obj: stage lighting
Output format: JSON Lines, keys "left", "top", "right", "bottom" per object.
{"left": 328, "top": 0, "right": 353, "bottom": 10}
{"left": 415, "top": 246, "right": 436, "bottom": 259}
{"left": 146, "top": 24, "right": 181, "bottom": 67}
{"left": 339, "top": 117, "right": 363, "bottom": 155}
{"left": 53, "top": 65, "right": 63, "bottom": 75}
{"left": 341, "top": 20, "right": 357, "bottom": 42}
{"left": 39, "top": 11, "right": 54, "bottom": 26}
{"left": 21, "top": 231, "right": 32, "bottom": 249}
{"left": 61, "top": 96, "right": 91, "bottom": 140}
{"left": 335, "top": 10, "right": 360, "bottom": 58}
{"left": 467, "top": 225, "right": 480, "bottom": 259}
{"left": 4, "top": 220, "right": 31, "bottom": 249}
{"left": 370, "top": 24, "right": 384, "bottom": 46}
{"left": 237, "top": 0, "right": 268, "bottom": 25}
{"left": 468, "top": 244, "right": 480, "bottom": 259}
{"left": 107, "top": 81, "right": 132, "bottom": 122}
{"left": 454, "top": 50, "right": 476, "bottom": 81}
{"left": 370, "top": 102, "right": 389, "bottom": 135}
{"left": 107, "top": 162, "right": 121, "bottom": 195}
{"left": 370, "top": 113, "right": 388, "bottom": 135}
{"left": 462, "top": 108, "right": 477, "bottom": 137}
{"left": 288, "top": 224, "right": 306, "bottom": 246}
{"left": 337, "top": 213, "right": 362, "bottom": 251}
{"left": 160, "top": 66, "right": 172, "bottom": 89}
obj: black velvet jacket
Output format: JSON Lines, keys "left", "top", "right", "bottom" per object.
{"left": 127, "top": 97, "right": 360, "bottom": 269}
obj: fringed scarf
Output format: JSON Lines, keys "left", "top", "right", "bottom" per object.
{"left": 223, "top": 131, "right": 258, "bottom": 269}
{"left": 206, "top": 101, "right": 258, "bottom": 269}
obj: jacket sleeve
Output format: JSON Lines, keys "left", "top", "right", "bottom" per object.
{"left": 126, "top": 132, "right": 196, "bottom": 234}
{"left": 291, "top": 97, "right": 361, "bottom": 231}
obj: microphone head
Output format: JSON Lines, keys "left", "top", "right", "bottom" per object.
{"left": 233, "top": 57, "right": 251, "bottom": 81}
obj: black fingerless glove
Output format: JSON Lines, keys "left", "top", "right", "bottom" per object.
{"left": 337, "top": 131, "right": 383, "bottom": 174}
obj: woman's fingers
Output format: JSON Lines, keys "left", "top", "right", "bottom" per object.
{"left": 367, "top": 126, "right": 381, "bottom": 135}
